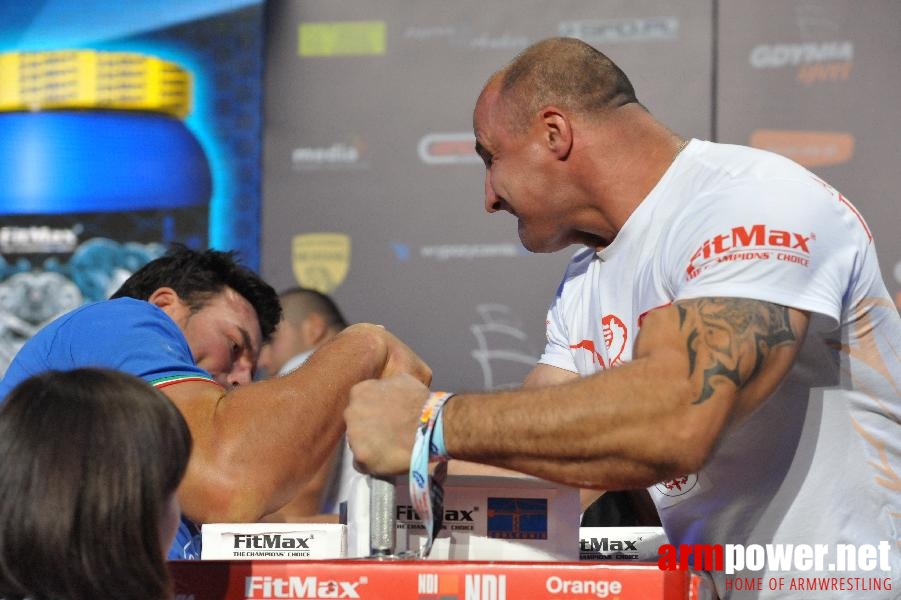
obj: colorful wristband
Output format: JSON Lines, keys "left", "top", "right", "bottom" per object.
{"left": 408, "top": 390, "right": 455, "bottom": 558}
{"left": 428, "top": 392, "right": 454, "bottom": 460}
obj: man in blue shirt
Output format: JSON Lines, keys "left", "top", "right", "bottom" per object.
{"left": 0, "top": 245, "right": 430, "bottom": 558}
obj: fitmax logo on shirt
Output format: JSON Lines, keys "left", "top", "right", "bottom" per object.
{"left": 233, "top": 534, "right": 312, "bottom": 549}
{"left": 686, "top": 224, "right": 813, "bottom": 279}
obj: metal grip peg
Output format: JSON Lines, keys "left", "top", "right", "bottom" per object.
{"left": 368, "top": 475, "right": 396, "bottom": 557}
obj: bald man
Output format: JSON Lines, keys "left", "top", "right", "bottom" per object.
{"left": 346, "top": 38, "right": 901, "bottom": 598}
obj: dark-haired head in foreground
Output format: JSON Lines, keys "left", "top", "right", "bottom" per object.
{"left": 0, "top": 368, "right": 192, "bottom": 600}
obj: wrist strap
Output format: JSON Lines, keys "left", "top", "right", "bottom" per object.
{"left": 428, "top": 392, "right": 454, "bottom": 460}
{"left": 409, "top": 391, "right": 455, "bottom": 558}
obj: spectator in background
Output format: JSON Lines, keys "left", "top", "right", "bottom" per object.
{"left": 257, "top": 287, "right": 349, "bottom": 378}
{"left": 258, "top": 287, "right": 358, "bottom": 522}
{"left": 0, "top": 368, "right": 191, "bottom": 600}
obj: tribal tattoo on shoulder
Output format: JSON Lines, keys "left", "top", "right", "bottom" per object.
{"left": 676, "top": 298, "right": 796, "bottom": 404}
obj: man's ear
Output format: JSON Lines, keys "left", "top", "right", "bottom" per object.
{"left": 147, "top": 287, "right": 185, "bottom": 312}
{"left": 300, "top": 313, "right": 329, "bottom": 346}
{"left": 542, "top": 107, "right": 572, "bottom": 160}
{"left": 147, "top": 287, "right": 179, "bottom": 309}
{"left": 147, "top": 287, "right": 189, "bottom": 325}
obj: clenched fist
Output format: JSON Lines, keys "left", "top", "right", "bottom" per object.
{"left": 345, "top": 374, "right": 431, "bottom": 476}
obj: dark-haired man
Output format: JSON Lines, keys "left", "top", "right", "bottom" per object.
{"left": 346, "top": 38, "right": 901, "bottom": 597}
{"left": 0, "top": 246, "right": 430, "bottom": 559}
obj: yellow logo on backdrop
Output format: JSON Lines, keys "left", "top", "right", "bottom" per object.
{"left": 299, "top": 21, "right": 386, "bottom": 57}
{"left": 291, "top": 233, "right": 351, "bottom": 294}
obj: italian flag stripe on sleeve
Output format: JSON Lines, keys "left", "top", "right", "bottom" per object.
{"left": 152, "top": 375, "right": 222, "bottom": 389}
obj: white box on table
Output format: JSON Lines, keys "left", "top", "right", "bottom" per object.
{"left": 200, "top": 522, "right": 346, "bottom": 560}
{"left": 578, "top": 526, "right": 668, "bottom": 561}
{"left": 345, "top": 474, "right": 581, "bottom": 561}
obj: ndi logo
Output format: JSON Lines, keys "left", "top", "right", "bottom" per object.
{"left": 417, "top": 573, "right": 460, "bottom": 599}
{"left": 465, "top": 574, "right": 506, "bottom": 600}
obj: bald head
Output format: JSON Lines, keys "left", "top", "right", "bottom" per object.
{"left": 280, "top": 288, "right": 347, "bottom": 330}
{"left": 483, "top": 37, "right": 640, "bottom": 134}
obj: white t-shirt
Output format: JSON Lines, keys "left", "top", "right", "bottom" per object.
{"left": 539, "top": 140, "right": 901, "bottom": 598}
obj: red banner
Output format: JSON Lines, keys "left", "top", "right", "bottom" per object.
{"left": 170, "top": 559, "right": 714, "bottom": 599}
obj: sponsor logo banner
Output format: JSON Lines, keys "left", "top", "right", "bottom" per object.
{"left": 245, "top": 575, "right": 368, "bottom": 598}
{"left": 416, "top": 572, "right": 459, "bottom": 599}
{"left": 291, "top": 232, "right": 350, "bottom": 294}
{"left": 750, "top": 129, "right": 854, "bottom": 168}
{"left": 418, "top": 133, "right": 480, "bottom": 166}
{"left": 171, "top": 560, "right": 715, "bottom": 599}
{"left": 748, "top": 41, "right": 853, "bottom": 84}
{"left": 487, "top": 497, "right": 548, "bottom": 540}
{"left": 392, "top": 242, "right": 526, "bottom": 262}
{"left": 658, "top": 540, "right": 893, "bottom": 594}
{"left": 396, "top": 503, "right": 477, "bottom": 533}
{"left": 559, "top": 17, "right": 679, "bottom": 44}
{"left": 299, "top": 21, "right": 386, "bottom": 57}
{"left": 0, "top": 225, "right": 79, "bottom": 253}
{"left": 292, "top": 138, "right": 368, "bottom": 171}
{"left": 401, "top": 25, "right": 527, "bottom": 51}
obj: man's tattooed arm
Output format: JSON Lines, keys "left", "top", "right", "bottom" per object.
{"left": 676, "top": 298, "right": 797, "bottom": 404}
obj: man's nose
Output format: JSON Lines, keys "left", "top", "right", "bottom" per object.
{"left": 228, "top": 361, "right": 254, "bottom": 388}
{"left": 484, "top": 171, "right": 500, "bottom": 213}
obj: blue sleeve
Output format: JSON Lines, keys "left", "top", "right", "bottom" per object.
{"left": 0, "top": 298, "right": 213, "bottom": 399}
{"left": 168, "top": 516, "right": 202, "bottom": 560}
